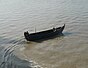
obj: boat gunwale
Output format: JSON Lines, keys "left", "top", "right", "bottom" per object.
{"left": 29, "top": 25, "right": 64, "bottom": 35}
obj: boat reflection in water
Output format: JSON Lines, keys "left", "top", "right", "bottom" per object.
{"left": 24, "top": 24, "right": 65, "bottom": 41}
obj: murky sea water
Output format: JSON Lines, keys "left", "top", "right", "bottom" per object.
{"left": 0, "top": 0, "right": 88, "bottom": 68}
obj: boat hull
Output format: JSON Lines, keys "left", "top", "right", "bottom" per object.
{"left": 24, "top": 24, "right": 65, "bottom": 41}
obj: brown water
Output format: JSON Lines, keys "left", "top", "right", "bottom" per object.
{"left": 0, "top": 0, "right": 88, "bottom": 68}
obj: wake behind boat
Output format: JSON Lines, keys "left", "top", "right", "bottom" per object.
{"left": 24, "top": 24, "right": 65, "bottom": 41}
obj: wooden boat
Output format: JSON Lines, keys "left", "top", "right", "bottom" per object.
{"left": 24, "top": 24, "right": 65, "bottom": 41}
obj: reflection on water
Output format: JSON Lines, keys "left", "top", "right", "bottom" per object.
{"left": 0, "top": 0, "right": 88, "bottom": 68}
